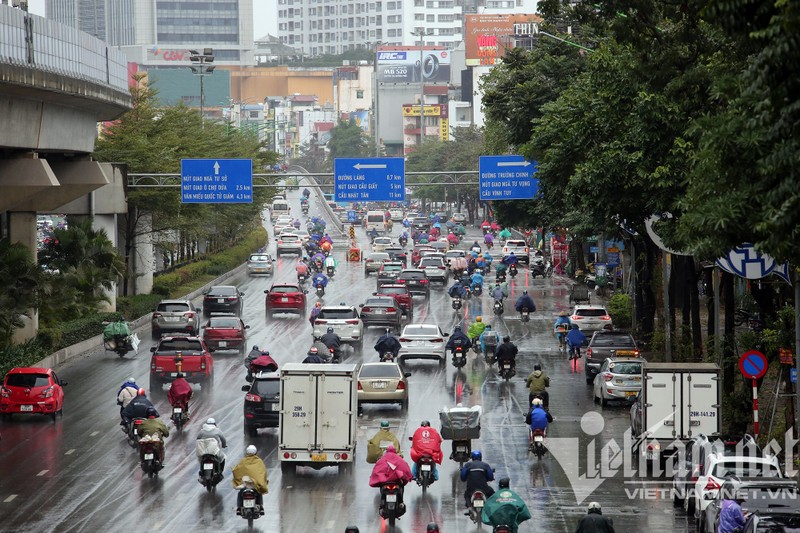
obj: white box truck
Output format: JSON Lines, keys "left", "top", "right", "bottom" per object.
{"left": 278, "top": 363, "right": 358, "bottom": 474}
{"left": 630, "top": 362, "right": 721, "bottom": 469}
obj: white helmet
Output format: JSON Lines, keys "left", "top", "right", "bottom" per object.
{"left": 532, "top": 398, "right": 543, "bottom": 407}
{"left": 587, "top": 502, "right": 601, "bottom": 512}
{"left": 206, "top": 418, "right": 216, "bottom": 426}
{"left": 246, "top": 445, "right": 257, "bottom": 455}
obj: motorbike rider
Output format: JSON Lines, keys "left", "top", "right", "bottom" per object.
{"left": 446, "top": 232, "right": 459, "bottom": 247}
{"left": 514, "top": 290, "right": 537, "bottom": 314}
{"left": 475, "top": 254, "right": 488, "bottom": 271}
{"left": 312, "top": 271, "right": 329, "bottom": 293}
{"left": 296, "top": 258, "right": 310, "bottom": 280}
{"left": 575, "top": 502, "right": 616, "bottom": 533}
{"left": 446, "top": 325, "right": 472, "bottom": 355}
{"left": 502, "top": 251, "right": 518, "bottom": 266}
{"left": 410, "top": 421, "right": 444, "bottom": 481}
{"left": 302, "top": 346, "right": 326, "bottom": 364}
{"left": 324, "top": 253, "right": 337, "bottom": 273}
{"left": 368, "top": 227, "right": 379, "bottom": 241}
{"left": 480, "top": 220, "right": 491, "bottom": 234}
{"left": 367, "top": 420, "right": 401, "bottom": 464}
{"left": 566, "top": 324, "right": 587, "bottom": 359}
{"left": 293, "top": 218, "right": 301, "bottom": 230}
{"left": 467, "top": 316, "right": 487, "bottom": 344}
{"left": 491, "top": 282, "right": 506, "bottom": 303}
{"left": 527, "top": 398, "right": 550, "bottom": 435}
{"left": 103, "top": 318, "right": 131, "bottom": 351}
{"left": 309, "top": 301, "right": 323, "bottom": 327}
{"left": 195, "top": 417, "right": 227, "bottom": 482}
{"left": 483, "top": 250, "right": 494, "bottom": 266}
{"left": 484, "top": 233, "right": 494, "bottom": 248}
{"left": 167, "top": 372, "right": 193, "bottom": 416}
{"left": 138, "top": 406, "right": 170, "bottom": 464}
{"left": 368, "top": 444, "right": 413, "bottom": 516}
{"left": 311, "top": 251, "right": 327, "bottom": 271}
{"left": 247, "top": 350, "right": 278, "bottom": 381}
{"left": 320, "top": 233, "right": 333, "bottom": 246}
{"left": 302, "top": 187, "right": 311, "bottom": 198}
{"left": 525, "top": 364, "right": 550, "bottom": 408}
{"left": 116, "top": 377, "right": 140, "bottom": 412}
{"left": 499, "top": 227, "right": 512, "bottom": 241}
{"left": 495, "top": 336, "right": 519, "bottom": 373}
{"left": 470, "top": 269, "right": 485, "bottom": 293}
{"left": 232, "top": 445, "right": 269, "bottom": 512}
{"left": 718, "top": 481, "right": 747, "bottom": 533}
{"left": 319, "top": 327, "right": 342, "bottom": 362}
{"left": 121, "top": 388, "right": 157, "bottom": 426}
{"left": 450, "top": 255, "right": 468, "bottom": 277}
{"left": 479, "top": 325, "right": 500, "bottom": 361}
{"left": 481, "top": 477, "right": 532, "bottom": 533}
{"left": 448, "top": 279, "right": 468, "bottom": 300}
{"left": 554, "top": 310, "right": 572, "bottom": 336}
{"left": 460, "top": 450, "right": 495, "bottom": 510}
{"left": 374, "top": 328, "right": 402, "bottom": 360}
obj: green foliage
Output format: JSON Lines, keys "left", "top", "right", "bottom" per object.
{"left": 38, "top": 312, "right": 122, "bottom": 352}
{"left": 327, "top": 119, "right": 372, "bottom": 160}
{"left": 0, "top": 339, "right": 50, "bottom": 379}
{"left": 0, "top": 239, "right": 40, "bottom": 348}
{"left": 116, "top": 294, "right": 163, "bottom": 321}
{"left": 759, "top": 306, "right": 796, "bottom": 361}
{"left": 608, "top": 293, "right": 632, "bottom": 329}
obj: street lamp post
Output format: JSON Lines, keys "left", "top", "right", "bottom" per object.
{"left": 410, "top": 30, "right": 433, "bottom": 147}
{"left": 189, "top": 48, "right": 215, "bottom": 128}
{"left": 369, "top": 41, "right": 387, "bottom": 157}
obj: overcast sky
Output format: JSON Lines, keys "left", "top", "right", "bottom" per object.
{"left": 27, "top": 0, "right": 276, "bottom": 39}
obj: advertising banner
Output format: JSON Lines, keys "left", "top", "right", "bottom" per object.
{"left": 377, "top": 48, "right": 451, "bottom": 84}
{"left": 465, "top": 14, "right": 542, "bottom": 66}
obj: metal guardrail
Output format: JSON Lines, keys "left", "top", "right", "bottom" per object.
{"left": 0, "top": 5, "right": 129, "bottom": 92}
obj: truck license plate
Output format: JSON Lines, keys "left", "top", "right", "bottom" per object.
{"left": 311, "top": 453, "right": 327, "bottom": 462}
{"left": 21, "top": 405, "right": 33, "bottom": 412}
{"left": 421, "top": 464, "right": 431, "bottom": 471}
{"left": 144, "top": 453, "right": 154, "bottom": 460}
{"left": 386, "top": 494, "right": 397, "bottom": 503}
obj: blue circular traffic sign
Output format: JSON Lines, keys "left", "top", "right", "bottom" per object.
{"left": 739, "top": 350, "right": 768, "bottom": 380}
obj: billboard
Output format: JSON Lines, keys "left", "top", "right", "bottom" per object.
{"left": 465, "top": 14, "right": 542, "bottom": 66}
{"left": 377, "top": 48, "right": 450, "bottom": 84}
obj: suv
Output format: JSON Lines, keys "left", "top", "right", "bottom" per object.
{"left": 372, "top": 236, "right": 393, "bottom": 253}
{"left": 419, "top": 256, "right": 448, "bottom": 284}
{"left": 396, "top": 269, "right": 430, "bottom": 298}
{"left": 264, "top": 283, "right": 307, "bottom": 317}
{"left": 585, "top": 330, "right": 638, "bottom": 384}
{"left": 501, "top": 239, "right": 530, "bottom": 264}
{"left": 149, "top": 336, "right": 213, "bottom": 388}
{"left": 202, "top": 285, "right": 243, "bottom": 317}
{"left": 151, "top": 299, "right": 200, "bottom": 340}
{"left": 571, "top": 304, "right": 614, "bottom": 332}
{"left": 241, "top": 371, "right": 281, "bottom": 436}
{"left": 276, "top": 233, "right": 303, "bottom": 256}
{"left": 311, "top": 305, "right": 364, "bottom": 347}
{"left": 377, "top": 261, "right": 404, "bottom": 287}
{"left": 202, "top": 315, "right": 249, "bottom": 354}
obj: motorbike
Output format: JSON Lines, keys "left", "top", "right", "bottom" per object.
{"left": 530, "top": 262, "right": 546, "bottom": 278}
{"left": 483, "top": 340, "right": 498, "bottom": 366}
{"left": 170, "top": 404, "right": 188, "bottom": 431}
{"left": 379, "top": 482, "right": 405, "bottom": 527}
{"left": 509, "top": 264, "right": 518, "bottom": 278}
{"left": 485, "top": 240, "right": 494, "bottom": 250}
{"left": 469, "top": 490, "right": 487, "bottom": 524}
{"left": 138, "top": 438, "right": 164, "bottom": 478}
{"left": 199, "top": 454, "right": 224, "bottom": 492}
{"left": 471, "top": 244, "right": 482, "bottom": 254}
{"left": 380, "top": 351, "right": 395, "bottom": 362}
{"left": 451, "top": 346, "right": 467, "bottom": 369}
{"left": 315, "top": 284, "right": 325, "bottom": 298}
{"left": 496, "top": 269, "right": 506, "bottom": 282}
{"left": 297, "top": 273, "right": 308, "bottom": 285}
{"left": 237, "top": 483, "right": 264, "bottom": 528}
{"left": 328, "top": 346, "right": 341, "bottom": 363}
{"left": 416, "top": 454, "right": 437, "bottom": 492}
{"left": 326, "top": 265, "right": 335, "bottom": 277}
{"left": 451, "top": 439, "right": 471, "bottom": 467}
{"left": 529, "top": 428, "right": 547, "bottom": 460}
{"left": 493, "top": 299, "right": 504, "bottom": 316}
{"left": 451, "top": 297, "right": 462, "bottom": 311}
{"left": 472, "top": 284, "right": 483, "bottom": 297}
{"left": 301, "top": 204, "right": 309, "bottom": 215}
{"left": 498, "top": 361, "right": 515, "bottom": 381}
{"left": 103, "top": 330, "right": 139, "bottom": 358}
{"left": 520, "top": 308, "right": 531, "bottom": 323}
{"left": 125, "top": 418, "right": 145, "bottom": 448}
{"left": 481, "top": 226, "right": 491, "bottom": 235}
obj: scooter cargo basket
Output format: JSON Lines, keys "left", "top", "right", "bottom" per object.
{"left": 439, "top": 406, "right": 481, "bottom": 440}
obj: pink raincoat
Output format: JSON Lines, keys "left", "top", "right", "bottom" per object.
{"left": 368, "top": 445, "right": 413, "bottom": 487}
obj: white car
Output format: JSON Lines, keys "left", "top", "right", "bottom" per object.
{"left": 592, "top": 357, "right": 644, "bottom": 406}
{"left": 501, "top": 239, "right": 530, "bottom": 264}
{"left": 452, "top": 212, "right": 467, "bottom": 223}
{"left": 398, "top": 323, "right": 449, "bottom": 363}
{"left": 276, "top": 233, "right": 303, "bottom": 256}
{"left": 372, "top": 236, "right": 394, "bottom": 253}
{"left": 389, "top": 209, "right": 404, "bottom": 222}
{"left": 571, "top": 304, "right": 613, "bottom": 332}
{"left": 419, "top": 256, "right": 448, "bottom": 284}
{"left": 312, "top": 305, "right": 364, "bottom": 347}
{"left": 690, "top": 452, "right": 784, "bottom": 530}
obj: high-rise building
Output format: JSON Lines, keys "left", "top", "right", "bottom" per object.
{"left": 276, "top": 0, "right": 539, "bottom": 57}
{"left": 45, "top": 0, "right": 253, "bottom": 66}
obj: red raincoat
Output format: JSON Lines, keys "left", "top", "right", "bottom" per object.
{"left": 250, "top": 355, "right": 278, "bottom": 373}
{"left": 368, "top": 445, "right": 413, "bottom": 487}
{"left": 410, "top": 427, "right": 444, "bottom": 464}
{"left": 168, "top": 377, "right": 193, "bottom": 409}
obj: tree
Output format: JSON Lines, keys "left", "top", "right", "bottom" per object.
{"left": 327, "top": 119, "right": 372, "bottom": 159}
{"left": 0, "top": 239, "right": 40, "bottom": 347}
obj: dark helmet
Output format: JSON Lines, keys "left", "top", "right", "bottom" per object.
{"left": 421, "top": 420, "right": 430, "bottom": 427}
{"left": 145, "top": 407, "right": 158, "bottom": 418}
{"left": 261, "top": 349, "right": 270, "bottom": 356}
{"left": 503, "top": 336, "right": 511, "bottom": 343}
{"left": 454, "top": 325, "right": 462, "bottom": 331}
{"left": 385, "top": 327, "right": 392, "bottom": 334}
{"left": 327, "top": 327, "right": 334, "bottom": 333}
{"left": 175, "top": 372, "right": 184, "bottom": 378}
{"left": 345, "top": 527, "right": 360, "bottom": 533}
{"left": 523, "top": 290, "right": 528, "bottom": 295}
{"left": 426, "top": 524, "right": 440, "bottom": 532}
{"left": 471, "top": 450, "right": 482, "bottom": 461}
{"left": 572, "top": 323, "right": 580, "bottom": 329}
{"left": 380, "top": 420, "right": 390, "bottom": 428}
{"left": 252, "top": 345, "right": 259, "bottom": 351}
{"left": 534, "top": 364, "right": 541, "bottom": 371}
{"left": 498, "top": 477, "right": 511, "bottom": 489}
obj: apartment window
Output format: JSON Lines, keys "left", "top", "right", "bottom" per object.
{"left": 438, "top": 14, "right": 454, "bottom": 22}
{"left": 426, "top": 14, "right": 434, "bottom": 22}
{"left": 415, "top": 0, "right": 423, "bottom": 4}
{"left": 439, "top": 27, "right": 454, "bottom": 35}
{"left": 387, "top": 28, "right": 396, "bottom": 37}
{"left": 388, "top": 14, "right": 402, "bottom": 23}
{"left": 356, "top": 90, "right": 364, "bottom": 99}
{"left": 415, "top": 13, "right": 424, "bottom": 20}
{"left": 387, "top": 1, "right": 395, "bottom": 7}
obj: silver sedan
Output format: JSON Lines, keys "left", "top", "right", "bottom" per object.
{"left": 398, "top": 323, "right": 449, "bottom": 364}
{"left": 593, "top": 357, "right": 646, "bottom": 406}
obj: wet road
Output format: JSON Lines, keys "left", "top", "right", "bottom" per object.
{"left": 0, "top": 186, "right": 697, "bottom": 532}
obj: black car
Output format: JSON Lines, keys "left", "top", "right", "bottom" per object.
{"left": 585, "top": 330, "right": 639, "bottom": 384}
{"left": 412, "top": 217, "right": 431, "bottom": 232}
{"left": 384, "top": 246, "right": 408, "bottom": 266}
{"left": 241, "top": 371, "right": 280, "bottom": 436}
{"left": 203, "top": 285, "right": 244, "bottom": 317}
{"left": 396, "top": 268, "right": 430, "bottom": 298}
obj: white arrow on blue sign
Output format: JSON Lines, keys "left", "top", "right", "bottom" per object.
{"left": 479, "top": 156, "right": 539, "bottom": 201}
{"left": 334, "top": 157, "right": 405, "bottom": 202}
{"left": 181, "top": 158, "right": 253, "bottom": 204}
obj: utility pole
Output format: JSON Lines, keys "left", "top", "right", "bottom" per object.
{"left": 410, "top": 29, "right": 433, "bottom": 147}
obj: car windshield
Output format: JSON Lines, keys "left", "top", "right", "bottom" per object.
{"left": 157, "top": 302, "right": 190, "bottom": 313}
{"left": 375, "top": 238, "right": 391, "bottom": 244}
{"left": 7, "top": 373, "right": 50, "bottom": 388}
{"left": 383, "top": 265, "right": 402, "bottom": 271}
{"left": 506, "top": 241, "right": 525, "bottom": 247}
{"left": 446, "top": 251, "right": 465, "bottom": 258}
{"left": 592, "top": 335, "right": 635, "bottom": 347}
{"left": 577, "top": 308, "right": 609, "bottom": 317}
{"left": 413, "top": 218, "right": 428, "bottom": 224}
{"left": 712, "top": 461, "right": 782, "bottom": 478}
{"left": 364, "top": 298, "right": 392, "bottom": 307}
{"left": 270, "top": 286, "right": 299, "bottom": 294}
{"left": 253, "top": 379, "right": 280, "bottom": 396}
{"left": 420, "top": 259, "right": 442, "bottom": 266}
{"left": 208, "top": 318, "right": 239, "bottom": 328}
{"left": 279, "top": 234, "right": 298, "bottom": 239}
{"left": 360, "top": 365, "right": 401, "bottom": 378}
{"left": 208, "top": 287, "right": 237, "bottom": 296}
{"left": 368, "top": 254, "right": 390, "bottom": 261}
{"left": 609, "top": 362, "right": 642, "bottom": 375}
{"left": 318, "top": 309, "right": 357, "bottom": 319}
{"left": 250, "top": 255, "right": 270, "bottom": 262}
{"left": 158, "top": 340, "right": 204, "bottom": 352}
{"left": 401, "top": 272, "right": 424, "bottom": 279}
{"left": 403, "top": 325, "right": 439, "bottom": 337}
{"left": 379, "top": 287, "right": 407, "bottom": 296}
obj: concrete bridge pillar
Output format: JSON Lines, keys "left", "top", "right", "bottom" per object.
{"left": 8, "top": 211, "right": 38, "bottom": 343}
{"left": 133, "top": 212, "right": 154, "bottom": 295}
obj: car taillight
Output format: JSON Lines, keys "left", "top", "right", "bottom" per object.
{"left": 185, "top": 312, "right": 195, "bottom": 319}
{"left": 201, "top": 360, "right": 206, "bottom": 370}
{"left": 278, "top": 240, "right": 283, "bottom": 244}
{"left": 431, "top": 338, "right": 444, "bottom": 343}
{"left": 227, "top": 297, "right": 237, "bottom": 301}
{"left": 601, "top": 315, "right": 611, "bottom": 320}
{"left": 1, "top": 386, "right": 10, "bottom": 398}
{"left": 704, "top": 478, "right": 721, "bottom": 491}
{"left": 396, "top": 381, "right": 406, "bottom": 390}
{"left": 419, "top": 279, "right": 429, "bottom": 284}
{"left": 152, "top": 312, "right": 162, "bottom": 319}
{"left": 315, "top": 319, "right": 328, "bottom": 324}
{"left": 345, "top": 319, "right": 359, "bottom": 324}
{"left": 361, "top": 307, "right": 372, "bottom": 313}
{"left": 524, "top": 247, "right": 529, "bottom": 253}
{"left": 572, "top": 315, "right": 583, "bottom": 320}
{"left": 438, "top": 266, "right": 445, "bottom": 270}
{"left": 150, "top": 361, "right": 156, "bottom": 370}
{"left": 587, "top": 348, "right": 593, "bottom": 357}
{"left": 399, "top": 338, "right": 410, "bottom": 342}
{"left": 634, "top": 349, "right": 640, "bottom": 357}
{"left": 357, "top": 382, "right": 363, "bottom": 390}
{"left": 386, "top": 307, "right": 397, "bottom": 313}
{"left": 603, "top": 373, "right": 613, "bottom": 382}
{"left": 245, "top": 393, "right": 262, "bottom": 402}
{"left": 397, "top": 279, "right": 406, "bottom": 283}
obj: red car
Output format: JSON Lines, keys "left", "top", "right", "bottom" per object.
{"left": 1, "top": 367, "right": 67, "bottom": 420}
{"left": 375, "top": 284, "right": 413, "bottom": 318}
{"left": 264, "top": 283, "right": 307, "bottom": 317}
{"left": 202, "top": 315, "right": 249, "bottom": 354}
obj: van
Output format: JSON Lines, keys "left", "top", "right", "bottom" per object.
{"left": 271, "top": 199, "right": 290, "bottom": 221}
{"left": 365, "top": 210, "right": 386, "bottom": 234}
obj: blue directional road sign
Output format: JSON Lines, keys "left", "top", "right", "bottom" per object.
{"left": 181, "top": 159, "right": 253, "bottom": 204}
{"left": 479, "top": 155, "right": 538, "bottom": 201}
{"left": 334, "top": 157, "right": 405, "bottom": 202}
{"left": 347, "top": 210, "right": 358, "bottom": 223}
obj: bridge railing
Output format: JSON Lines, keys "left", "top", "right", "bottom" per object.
{"left": 0, "top": 5, "right": 129, "bottom": 92}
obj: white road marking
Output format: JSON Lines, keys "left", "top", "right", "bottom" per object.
{"left": 90, "top": 431, "right": 99, "bottom": 436}
{"left": 36, "top": 470, "right": 48, "bottom": 476}
{"left": 3, "top": 495, "right": 17, "bottom": 503}
{"left": 326, "top": 520, "right": 335, "bottom": 529}
{"left": 65, "top": 448, "right": 75, "bottom": 455}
